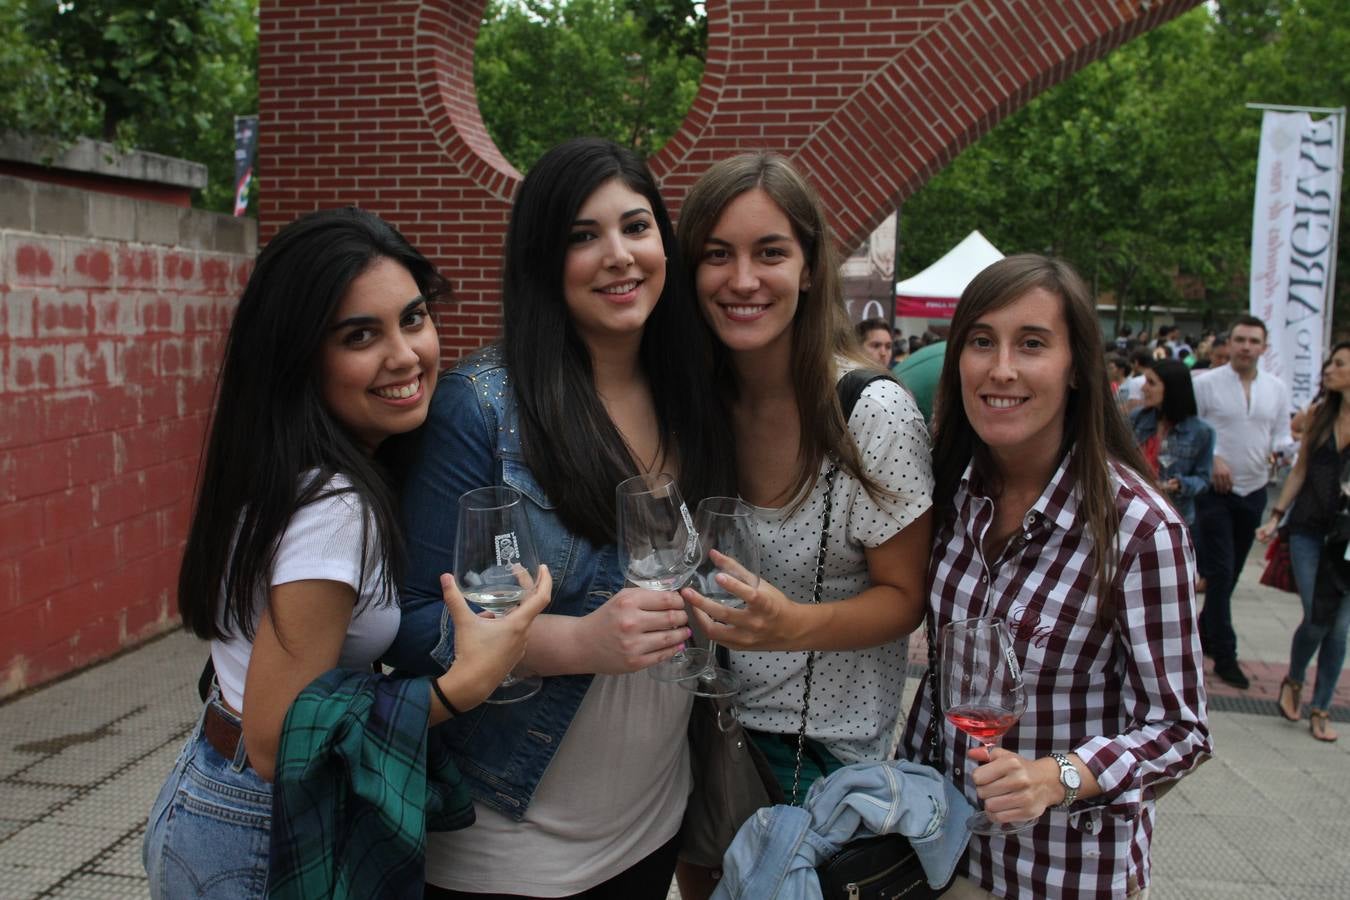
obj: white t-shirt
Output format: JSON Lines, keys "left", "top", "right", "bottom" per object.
{"left": 211, "top": 476, "right": 400, "bottom": 712}
{"left": 424, "top": 671, "right": 692, "bottom": 895}
{"left": 732, "top": 376, "right": 934, "bottom": 765}
{"left": 1193, "top": 364, "right": 1293, "bottom": 497}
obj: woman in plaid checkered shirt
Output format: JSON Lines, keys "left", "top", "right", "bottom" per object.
{"left": 901, "top": 254, "right": 1212, "bottom": 899}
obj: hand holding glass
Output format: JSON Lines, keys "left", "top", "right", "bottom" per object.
{"left": 681, "top": 497, "right": 759, "bottom": 697}
{"left": 940, "top": 616, "right": 1035, "bottom": 835}
{"left": 616, "top": 473, "right": 707, "bottom": 682}
{"left": 455, "top": 486, "right": 542, "bottom": 704}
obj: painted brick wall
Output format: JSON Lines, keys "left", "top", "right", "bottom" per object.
{"left": 0, "top": 175, "right": 255, "bottom": 697}
{"left": 259, "top": 0, "right": 1200, "bottom": 363}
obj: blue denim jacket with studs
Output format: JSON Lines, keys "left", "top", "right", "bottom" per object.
{"left": 386, "top": 345, "right": 622, "bottom": 819}
{"left": 1128, "top": 407, "right": 1215, "bottom": 526}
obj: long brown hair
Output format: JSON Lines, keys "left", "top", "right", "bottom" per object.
{"left": 931, "top": 254, "right": 1151, "bottom": 620}
{"left": 1303, "top": 341, "right": 1350, "bottom": 455}
{"left": 677, "top": 152, "right": 882, "bottom": 509}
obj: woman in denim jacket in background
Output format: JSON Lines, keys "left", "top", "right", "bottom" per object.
{"left": 384, "top": 138, "right": 733, "bottom": 899}
{"left": 1130, "top": 358, "right": 1215, "bottom": 526}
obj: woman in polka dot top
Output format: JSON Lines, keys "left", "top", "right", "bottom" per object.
{"left": 674, "top": 152, "right": 934, "bottom": 898}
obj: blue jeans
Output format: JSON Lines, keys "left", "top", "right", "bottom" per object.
{"left": 142, "top": 701, "right": 272, "bottom": 899}
{"left": 1287, "top": 531, "right": 1350, "bottom": 711}
{"left": 1194, "top": 488, "right": 1268, "bottom": 662}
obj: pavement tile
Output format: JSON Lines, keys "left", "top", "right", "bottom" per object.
{"left": 0, "top": 782, "right": 77, "bottom": 821}
{"left": 1203, "top": 813, "right": 1350, "bottom": 886}
{"left": 48, "top": 871, "right": 150, "bottom": 899}
{"left": 1149, "top": 811, "right": 1266, "bottom": 883}
{"left": 0, "top": 862, "right": 64, "bottom": 898}
{"left": 0, "top": 820, "right": 120, "bottom": 876}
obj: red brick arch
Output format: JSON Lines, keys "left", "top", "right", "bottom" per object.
{"left": 260, "top": 0, "right": 1200, "bottom": 360}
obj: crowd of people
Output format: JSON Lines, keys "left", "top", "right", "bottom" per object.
{"left": 136, "top": 138, "right": 1344, "bottom": 899}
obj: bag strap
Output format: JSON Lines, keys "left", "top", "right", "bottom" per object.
{"left": 788, "top": 369, "right": 891, "bottom": 803}
{"left": 792, "top": 462, "right": 838, "bottom": 805}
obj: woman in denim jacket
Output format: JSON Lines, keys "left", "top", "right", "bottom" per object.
{"left": 386, "top": 139, "right": 733, "bottom": 899}
{"left": 1130, "top": 359, "right": 1215, "bottom": 526}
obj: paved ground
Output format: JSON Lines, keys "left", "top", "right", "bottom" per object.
{"left": 2, "top": 554, "right": 1347, "bottom": 899}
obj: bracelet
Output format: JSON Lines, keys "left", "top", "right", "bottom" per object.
{"left": 429, "top": 677, "right": 463, "bottom": 717}
{"left": 1271, "top": 507, "right": 1286, "bottom": 519}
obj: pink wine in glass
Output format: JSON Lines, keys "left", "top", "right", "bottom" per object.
{"left": 946, "top": 704, "right": 1019, "bottom": 744}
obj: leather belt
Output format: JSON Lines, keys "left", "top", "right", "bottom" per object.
{"left": 203, "top": 702, "right": 248, "bottom": 767}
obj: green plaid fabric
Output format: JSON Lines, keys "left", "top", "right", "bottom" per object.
{"left": 268, "top": 670, "right": 473, "bottom": 899}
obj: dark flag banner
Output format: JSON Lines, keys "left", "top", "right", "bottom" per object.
{"left": 234, "top": 116, "right": 259, "bottom": 217}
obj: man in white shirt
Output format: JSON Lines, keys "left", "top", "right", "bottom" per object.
{"left": 1192, "top": 316, "right": 1292, "bottom": 689}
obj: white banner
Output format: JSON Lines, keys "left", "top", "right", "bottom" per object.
{"left": 1250, "top": 110, "right": 1343, "bottom": 410}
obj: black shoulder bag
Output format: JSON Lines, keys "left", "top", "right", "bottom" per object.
{"left": 804, "top": 370, "right": 950, "bottom": 899}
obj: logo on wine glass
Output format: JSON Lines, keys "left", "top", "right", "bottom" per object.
{"left": 494, "top": 532, "right": 519, "bottom": 567}
{"left": 679, "top": 502, "right": 699, "bottom": 559}
{"left": 1004, "top": 645, "right": 1021, "bottom": 680}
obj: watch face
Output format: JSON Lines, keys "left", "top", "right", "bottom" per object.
{"left": 1064, "top": 767, "right": 1082, "bottom": 789}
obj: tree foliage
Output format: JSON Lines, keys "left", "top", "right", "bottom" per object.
{"left": 900, "top": 2, "right": 1348, "bottom": 328}
{"left": 0, "top": 0, "right": 257, "bottom": 212}
{"left": 475, "top": 0, "right": 704, "bottom": 171}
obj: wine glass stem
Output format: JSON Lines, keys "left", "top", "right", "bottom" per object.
{"left": 698, "top": 641, "right": 721, "bottom": 680}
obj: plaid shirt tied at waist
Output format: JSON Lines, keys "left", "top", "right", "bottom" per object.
{"left": 902, "top": 452, "right": 1212, "bottom": 899}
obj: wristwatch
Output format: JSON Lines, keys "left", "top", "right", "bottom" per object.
{"left": 1050, "top": 752, "right": 1081, "bottom": 809}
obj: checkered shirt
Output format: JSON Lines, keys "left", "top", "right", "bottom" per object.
{"left": 901, "top": 453, "right": 1212, "bottom": 899}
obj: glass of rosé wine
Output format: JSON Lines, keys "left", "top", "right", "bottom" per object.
{"left": 940, "top": 615, "right": 1035, "bottom": 835}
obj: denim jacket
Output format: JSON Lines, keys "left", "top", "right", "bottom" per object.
{"left": 712, "top": 760, "right": 973, "bottom": 900}
{"left": 1129, "top": 408, "right": 1215, "bottom": 526}
{"left": 385, "top": 346, "right": 623, "bottom": 819}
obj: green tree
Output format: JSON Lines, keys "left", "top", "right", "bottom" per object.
{"left": 475, "top": 0, "right": 704, "bottom": 171}
{"left": 0, "top": 0, "right": 257, "bottom": 213}
{"left": 900, "top": 2, "right": 1347, "bottom": 329}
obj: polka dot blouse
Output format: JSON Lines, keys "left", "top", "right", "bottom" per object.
{"left": 730, "top": 372, "right": 933, "bottom": 765}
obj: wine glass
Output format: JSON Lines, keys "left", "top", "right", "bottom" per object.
{"left": 455, "top": 486, "right": 543, "bottom": 704}
{"left": 681, "top": 497, "right": 759, "bottom": 698}
{"left": 940, "top": 615, "right": 1035, "bottom": 835}
{"left": 1157, "top": 434, "right": 1175, "bottom": 482}
{"left": 616, "top": 473, "right": 709, "bottom": 682}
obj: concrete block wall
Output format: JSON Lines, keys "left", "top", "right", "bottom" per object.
{"left": 0, "top": 175, "right": 255, "bottom": 698}
{"left": 258, "top": 0, "right": 1200, "bottom": 364}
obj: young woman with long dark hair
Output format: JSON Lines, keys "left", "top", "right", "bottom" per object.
{"left": 1130, "top": 358, "right": 1215, "bottom": 527}
{"left": 900, "top": 254, "right": 1211, "bottom": 898}
{"left": 673, "top": 152, "right": 933, "bottom": 898}
{"left": 387, "top": 138, "right": 733, "bottom": 899}
{"left": 1258, "top": 341, "right": 1350, "bottom": 743}
{"left": 142, "top": 208, "right": 547, "bottom": 898}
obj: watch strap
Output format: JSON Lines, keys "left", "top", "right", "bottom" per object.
{"left": 1050, "top": 751, "right": 1079, "bottom": 809}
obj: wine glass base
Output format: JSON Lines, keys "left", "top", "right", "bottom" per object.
{"left": 647, "top": 648, "right": 712, "bottom": 683}
{"left": 680, "top": 666, "right": 741, "bottom": 698}
{"left": 967, "top": 811, "right": 1037, "bottom": 836}
{"left": 483, "top": 675, "right": 543, "bottom": 705}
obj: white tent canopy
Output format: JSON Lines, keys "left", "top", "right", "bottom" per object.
{"left": 895, "top": 230, "right": 1004, "bottom": 319}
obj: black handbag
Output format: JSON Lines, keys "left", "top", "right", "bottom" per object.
{"left": 799, "top": 377, "right": 950, "bottom": 899}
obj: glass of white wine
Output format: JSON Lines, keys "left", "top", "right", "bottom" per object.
{"left": 455, "top": 486, "right": 542, "bottom": 704}
{"left": 616, "top": 473, "right": 708, "bottom": 682}
{"left": 681, "top": 496, "right": 758, "bottom": 698}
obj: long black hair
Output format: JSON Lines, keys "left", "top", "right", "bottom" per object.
{"left": 179, "top": 208, "right": 449, "bottom": 641}
{"left": 502, "top": 138, "right": 732, "bottom": 543}
{"left": 1148, "top": 358, "right": 1199, "bottom": 424}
